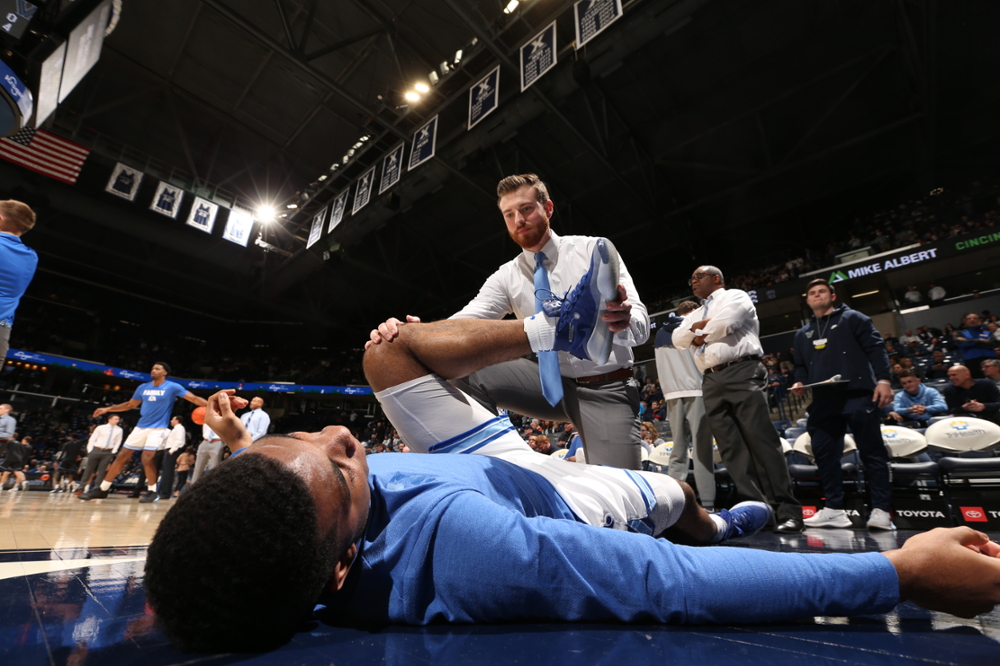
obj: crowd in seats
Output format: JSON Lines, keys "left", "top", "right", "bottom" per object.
{"left": 645, "top": 179, "right": 1000, "bottom": 312}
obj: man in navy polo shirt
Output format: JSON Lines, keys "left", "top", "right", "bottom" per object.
{"left": 0, "top": 200, "right": 38, "bottom": 367}
{"left": 80, "top": 362, "right": 207, "bottom": 503}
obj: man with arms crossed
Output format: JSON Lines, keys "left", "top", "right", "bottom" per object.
{"left": 368, "top": 174, "right": 648, "bottom": 469}
{"left": 673, "top": 266, "right": 802, "bottom": 532}
{"left": 146, "top": 256, "right": 1000, "bottom": 654}
{"left": 790, "top": 279, "right": 894, "bottom": 530}
{"left": 80, "top": 362, "right": 206, "bottom": 502}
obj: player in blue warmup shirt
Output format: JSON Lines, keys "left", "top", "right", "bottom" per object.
{"left": 145, "top": 249, "right": 1000, "bottom": 654}
{"left": 80, "top": 362, "right": 207, "bottom": 503}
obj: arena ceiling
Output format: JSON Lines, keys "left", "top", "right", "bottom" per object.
{"left": 5, "top": 0, "right": 999, "bottom": 348}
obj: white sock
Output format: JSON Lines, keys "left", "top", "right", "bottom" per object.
{"left": 100, "top": 480, "right": 112, "bottom": 491}
{"left": 148, "top": 484, "right": 157, "bottom": 493}
{"left": 523, "top": 313, "right": 557, "bottom": 352}
{"left": 709, "top": 513, "right": 728, "bottom": 543}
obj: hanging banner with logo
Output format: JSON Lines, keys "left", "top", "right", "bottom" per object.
{"left": 574, "top": 0, "right": 624, "bottom": 49}
{"left": 352, "top": 166, "right": 376, "bottom": 215}
{"left": 222, "top": 208, "right": 254, "bottom": 246}
{"left": 409, "top": 115, "right": 438, "bottom": 170}
{"left": 307, "top": 206, "right": 327, "bottom": 248}
{"left": 328, "top": 189, "right": 349, "bottom": 232}
{"left": 379, "top": 143, "right": 406, "bottom": 195}
{"left": 468, "top": 65, "right": 500, "bottom": 129}
{"left": 521, "top": 21, "right": 557, "bottom": 91}
{"left": 105, "top": 162, "right": 143, "bottom": 201}
{"left": 150, "top": 181, "right": 184, "bottom": 218}
{"left": 186, "top": 197, "right": 218, "bottom": 234}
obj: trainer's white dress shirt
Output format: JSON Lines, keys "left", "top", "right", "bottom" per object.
{"left": 672, "top": 288, "right": 764, "bottom": 372}
{"left": 451, "top": 232, "right": 649, "bottom": 378}
{"left": 88, "top": 423, "right": 123, "bottom": 453}
{"left": 164, "top": 424, "right": 187, "bottom": 454}
{"left": 240, "top": 408, "right": 271, "bottom": 441}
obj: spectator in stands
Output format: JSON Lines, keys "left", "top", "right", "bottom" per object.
{"left": 884, "top": 339, "right": 907, "bottom": 359}
{"left": 899, "top": 357, "right": 925, "bottom": 380}
{"left": 174, "top": 446, "right": 195, "bottom": 496}
{"left": 888, "top": 372, "right": 948, "bottom": 427}
{"left": 928, "top": 283, "right": 946, "bottom": 305}
{"left": 957, "top": 313, "right": 997, "bottom": 377}
{"left": 943, "top": 365, "right": 1000, "bottom": 423}
{"left": 528, "top": 434, "right": 563, "bottom": 455}
{"left": 903, "top": 286, "right": 923, "bottom": 306}
{"left": 987, "top": 322, "right": 1000, "bottom": 342}
{"left": 981, "top": 359, "right": 1000, "bottom": 388}
{"left": 927, "top": 350, "right": 951, "bottom": 380}
{"left": 899, "top": 329, "right": 920, "bottom": 345}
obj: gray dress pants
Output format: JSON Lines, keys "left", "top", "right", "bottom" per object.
{"left": 452, "top": 357, "right": 642, "bottom": 469}
{"left": 665, "top": 396, "right": 716, "bottom": 508}
{"left": 191, "top": 440, "right": 224, "bottom": 484}
{"left": 701, "top": 360, "right": 801, "bottom": 523}
{"left": 80, "top": 449, "right": 115, "bottom": 490}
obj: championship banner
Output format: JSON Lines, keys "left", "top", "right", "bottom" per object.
{"left": 352, "top": 165, "right": 376, "bottom": 215}
{"left": 307, "top": 206, "right": 326, "bottom": 248}
{"left": 468, "top": 65, "right": 500, "bottom": 129}
{"left": 521, "top": 21, "right": 557, "bottom": 91}
{"left": 574, "top": 0, "right": 624, "bottom": 49}
{"left": 222, "top": 208, "right": 254, "bottom": 246}
{"left": 408, "top": 115, "right": 438, "bottom": 170}
{"left": 150, "top": 181, "right": 184, "bottom": 218}
{"left": 186, "top": 197, "right": 218, "bottom": 234}
{"left": 328, "top": 189, "right": 349, "bottom": 232}
{"left": 379, "top": 143, "right": 406, "bottom": 195}
{"left": 105, "top": 162, "right": 143, "bottom": 201}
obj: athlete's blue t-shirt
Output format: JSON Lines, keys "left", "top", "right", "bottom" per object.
{"left": 132, "top": 380, "right": 187, "bottom": 428}
{"left": 0, "top": 233, "right": 38, "bottom": 324}
{"left": 319, "top": 453, "right": 899, "bottom": 626}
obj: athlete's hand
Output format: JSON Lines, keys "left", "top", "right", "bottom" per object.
{"left": 602, "top": 284, "right": 633, "bottom": 333}
{"left": 92, "top": 407, "right": 109, "bottom": 418}
{"left": 205, "top": 390, "right": 252, "bottom": 453}
{"left": 884, "top": 527, "right": 1000, "bottom": 618}
{"left": 366, "top": 315, "right": 421, "bottom": 349}
{"left": 791, "top": 382, "right": 806, "bottom": 397}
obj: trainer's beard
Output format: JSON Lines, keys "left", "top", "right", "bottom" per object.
{"left": 509, "top": 222, "right": 548, "bottom": 251}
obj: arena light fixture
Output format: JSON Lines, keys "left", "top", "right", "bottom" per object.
{"left": 286, "top": 203, "right": 298, "bottom": 209}
{"left": 404, "top": 91, "right": 420, "bottom": 102}
{"left": 255, "top": 205, "right": 276, "bottom": 223}
{"left": 503, "top": 1, "right": 519, "bottom": 14}
{"left": 428, "top": 70, "right": 440, "bottom": 85}
{"left": 318, "top": 174, "right": 327, "bottom": 181}
{"left": 414, "top": 82, "right": 430, "bottom": 93}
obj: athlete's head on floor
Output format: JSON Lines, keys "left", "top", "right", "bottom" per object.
{"left": 145, "top": 426, "right": 370, "bottom": 652}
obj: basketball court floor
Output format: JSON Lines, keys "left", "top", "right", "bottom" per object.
{"left": 2, "top": 490, "right": 998, "bottom": 665}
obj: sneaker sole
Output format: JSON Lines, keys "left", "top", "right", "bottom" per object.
{"left": 803, "top": 518, "right": 853, "bottom": 528}
{"left": 584, "top": 238, "right": 620, "bottom": 366}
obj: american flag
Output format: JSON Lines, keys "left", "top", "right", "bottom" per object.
{"left": 0, "top": 127, "right": 90, "bottom": 185}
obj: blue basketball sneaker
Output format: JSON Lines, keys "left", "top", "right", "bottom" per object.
{"left": 542, "top": 238, "right": 620, "bottom": 365}
{"left": 717, "top": 501, "right": 772, "bottom": 540}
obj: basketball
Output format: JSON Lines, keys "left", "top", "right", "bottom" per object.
{"left": 41, "top": 475, "right": 50, "bottom": 481}
{"left": 191, "top": 406, "right": 207, "bottom": 425}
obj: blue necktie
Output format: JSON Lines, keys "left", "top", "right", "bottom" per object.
{"left": 534, "top": 252, "right": 564, "bottom": 406}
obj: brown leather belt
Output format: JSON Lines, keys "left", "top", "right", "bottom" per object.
{"left": 706, "top": 355, "right": 761, "bottom": 373}
{"left": 575, "top": 367, "right": 634, "bottom": 384}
